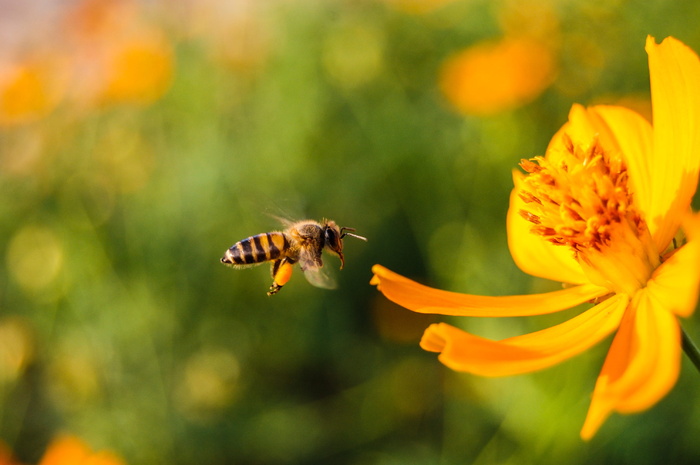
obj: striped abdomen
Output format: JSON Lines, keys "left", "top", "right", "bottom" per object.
{"left": 222, "top": 232, "right": 289, "bottom": 266}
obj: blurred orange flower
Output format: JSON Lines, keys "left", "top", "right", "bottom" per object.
{"left": 372, "top": 36, "right": 700, "bottom": 438}
{"left": 0, "top": 0, "right": 173, "bottom": 126}
{"left": 439, "top": 37, "right": 556, "bottom": 116}
{"left": 382, "top": 0, "right": 458, "bottom": 15}
{"left": 0, "top": 435, "right": 126, "bottom": 465}
{"left": 0, "top": 440, "right": 21, "bottom": 465}
{"left": 0, "top": 59, "right": 66, "bottom": 126}
{"left": 64, "top": 0, "right": 173, "bottom": 107}
{"left": 38, "top": 436, "right": 126, "bottom": 465}
{"left": 98, "top": 33, "right": 173, "bottom": 105}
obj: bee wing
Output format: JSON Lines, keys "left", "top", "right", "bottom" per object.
{"left": 298, "top": 248, "right": 337, "bottom": 290}
{"left": 265, "top": 212, "right": 297, "bottom": 229}
{"left": 302, "top": 265, "right": 338, "bottom": 290}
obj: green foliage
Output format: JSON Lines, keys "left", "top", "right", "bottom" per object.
{"left": 1, "top": 1, "right": 700, "bottom": 464}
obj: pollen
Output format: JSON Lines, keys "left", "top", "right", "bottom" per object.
{"left": 519, "top": 134, "right": 660, "bottom": 295}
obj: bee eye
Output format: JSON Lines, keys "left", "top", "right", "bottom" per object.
{"left": 325, "top": 228, "right": 337, "bottom": 244}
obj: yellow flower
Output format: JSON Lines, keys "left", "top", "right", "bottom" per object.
{"left": 371, "top": 36, "right": 700, "bottom": 439}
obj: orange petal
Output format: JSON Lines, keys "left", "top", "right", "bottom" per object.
{"left": 370, "top": 264, "right": 609, "bottom": 317}
{"left": 39, "top": 435, "right": 126, "bottom": 465}
{"left": 507, "top": 170, "right": 589, "bottom": 284}
{"left": 39, "top": 436, "right": 91, "bottom": 465}
{"left": 645, "top": 36, "right": 700, "bottom": 251}
{"left": 580, "top": 291, "right": 681, "bottom": 440}
{"left": 645, "top": 210, "right": 700, "bottom": 317}
{"left": 419, "top": 293, "right": 628, "bottom": 376}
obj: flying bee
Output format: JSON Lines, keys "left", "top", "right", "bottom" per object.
{"left": 220, "top": 219, "right": 366, "bottom": 296}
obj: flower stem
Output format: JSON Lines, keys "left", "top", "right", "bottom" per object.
{"left": 681, "top": 327, "right": 700, "bottom": 374}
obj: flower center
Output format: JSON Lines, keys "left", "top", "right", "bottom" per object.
{"left": 518, "top": 133, "right": 659, "bottom": 295}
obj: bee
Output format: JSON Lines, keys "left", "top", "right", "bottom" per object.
{"left": 220, "top": 219, "right": 366, "bottom": 296}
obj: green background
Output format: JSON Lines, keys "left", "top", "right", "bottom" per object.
{"left": 2, "top": 0, "right": 700, "bottom": 463}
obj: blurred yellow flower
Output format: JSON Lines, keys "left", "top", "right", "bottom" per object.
{"left": 439, "top": 37, "right": 556, "bottom": 116}
{"left": 371, "top": 36, "right": 700, "bottom": 438}
{"left": 38, "top": 436, "right": 126, "bottom": 465}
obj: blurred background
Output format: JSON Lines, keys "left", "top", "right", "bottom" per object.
{"left": 1, "top": 0, "right": 700, "bottom": 463}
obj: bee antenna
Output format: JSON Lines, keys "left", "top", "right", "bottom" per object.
{"left": 340, "top": 227, "right": 367, "bottom": 241}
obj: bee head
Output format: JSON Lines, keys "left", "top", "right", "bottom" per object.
{"left": 323, "top": 221, "right": 367, "bottom": 270}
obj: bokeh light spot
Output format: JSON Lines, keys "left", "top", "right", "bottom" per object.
{"left": 48, "top": 340, "right": 102, "bottom": 407}
{"left": 323, "top": 23, "right": 384, "bottom": 89}
{"left": 0, "top": 317, "right": 34, "bottom": 385}
{"left": 174, "top": 348, "right": 241, "bottom": 421}
{"left": 7, "top": 225, "right": 64, "bottom": 293}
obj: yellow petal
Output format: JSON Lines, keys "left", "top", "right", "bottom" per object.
{"left": 507, "top": 170, "right": 589, "bottom": 284}
{"left": 564, "top": 103, "right": 603, "bottom": 145}
{"left": 589, "top": 105, "right": 655, "bottom": 225}
{"left": 645, "top": 210, "right": 700, "bottom": 317}
{"left": 535, "top": 104, "right": 598, "bottom": 167}
{"left": 563, "top": 104, "right": 653, "bottom": 175}
{"left": 645, "top": 36, "right": 700, "bottom": 251}
{"left": 507, "top": 102, "right": 641, "bottom": 285}
{"left": 580, "top": 291, "right": 680, "bottom": 440}
{"left": 419, "top": 293, "right": 628, "bottom": 376}
{"left": 370, "top": 264, "right": 609, "bottom": 317}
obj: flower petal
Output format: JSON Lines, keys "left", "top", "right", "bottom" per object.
{"left": 588, "top": 105, "right": 655, "bottom": 226}
{"left": 507, "top": 102, "right": 634, "bottom": 285}
{"left": 371, "top": 264, "right": 609, "bottom": 316}
{"left": 507, "top": 170, "right": 589, "bottom": 284}
{"left": 580, "top": 290, "right": 681, "bottom": 440}
{"left": 563, "top": 103, "right": 603, "bottom": 146}
{"left": 419, "top": 293, "right": 628, "bottom": 376}
{"left": 645, "top": 36, "right": 700, "bottom": 251}
{"left": 645, "top": 211, "right": 700, "bottom": 317}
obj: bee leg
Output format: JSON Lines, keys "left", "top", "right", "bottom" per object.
{"left": 268, "top": 259, "right": 294, "bottom": 296}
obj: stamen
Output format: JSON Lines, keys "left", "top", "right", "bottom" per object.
{"left": 518, "top": 134, "right": 659, "bottom": 295}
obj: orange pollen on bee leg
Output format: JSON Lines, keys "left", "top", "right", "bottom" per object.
{"left": 274, "top": 262, "right": 294, "bottom": 286}
{"left": 517, "top": 134, "right": 660, "bottom": 295}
